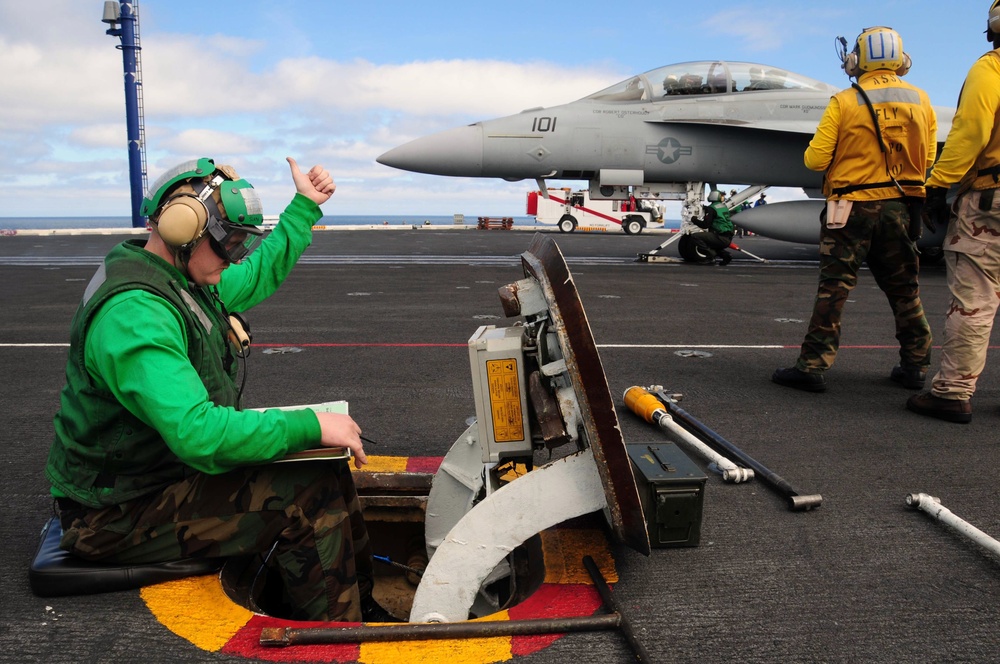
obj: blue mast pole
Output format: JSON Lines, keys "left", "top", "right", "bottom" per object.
{"left": 105, "top": 2, "right": 145, "bottom": 228}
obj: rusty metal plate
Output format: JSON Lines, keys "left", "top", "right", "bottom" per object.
{"left": 520, "top": 234, "right": 650, "bottom": 555}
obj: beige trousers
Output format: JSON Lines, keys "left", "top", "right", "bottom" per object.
{"left": 931, "top": 189, "right": 1000, "bottom": 400}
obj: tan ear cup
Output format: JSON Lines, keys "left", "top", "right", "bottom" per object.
{"left": 844, "top": 52, "right": 861, "bottom": 77}
{"left": 156, "top": 196, "right": 208, "bottom": 247}
{"left": 895, "top": 53, "right": 912, "bottom": 77}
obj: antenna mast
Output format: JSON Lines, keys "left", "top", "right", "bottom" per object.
{"left": 102, "top": 1, "right": 148, "bottom": 228}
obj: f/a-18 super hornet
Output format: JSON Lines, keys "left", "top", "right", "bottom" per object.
{"left": 377, "top": 59, "right": 954, "bottom": 260}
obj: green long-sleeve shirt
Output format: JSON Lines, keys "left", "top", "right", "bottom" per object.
{"left": 51, "top": 194, "right": 324, "bottom": 503}
{"left": 90, "top": 194, "right": 323, "bottom": 474}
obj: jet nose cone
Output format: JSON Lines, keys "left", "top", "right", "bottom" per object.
{"left": 377, "top": 124, "right": 484, "bottom": 177}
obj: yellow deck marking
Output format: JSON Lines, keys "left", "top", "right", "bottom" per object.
{"left": 358, "top": 610, "right": 513, "bottom": 664}
{"left": 540, "top": 529, "right": 618, "bottom": 585}
{"left": 141, "top": 457, "right": 618, "bottom": 662}
{"left": 140, "top": 574, "right": 252, "bottom": 652}
{"left": 356, "top": 455, "right": 409, "bottom": 473}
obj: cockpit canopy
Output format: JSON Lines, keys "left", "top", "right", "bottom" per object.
{"left": 586, "top": 61, "right": 839, "bottom": 102}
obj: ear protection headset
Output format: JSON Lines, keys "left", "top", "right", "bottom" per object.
{"left": 989, "top": 0, "right": 1000, "bottom": 42}
{"left": 154, "top": 176, "right": 227, "bottom": 250}
{"left": 840, "top": 26, "right": 911, "bottom": 78}
{"left": 141, "top": 157, "right": 225, "bottom": 251}
{"left": 141, "top": 158, "right": 264, "bottom": 260}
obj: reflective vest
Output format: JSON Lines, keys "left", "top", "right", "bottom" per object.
{"left": 46, "top": 240, "right": 239, "bottom": 508}
{"left": 825, "top": 72, "right": 933, "bottom": 201}
{"left": 709, "top": 202, "right": 735, "bottom": 235}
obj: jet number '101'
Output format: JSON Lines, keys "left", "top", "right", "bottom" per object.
{"left": 532, "top": 117, "right": 557, "bottom": 132}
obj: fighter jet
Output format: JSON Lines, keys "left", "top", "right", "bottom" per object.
{"left": 377, "top": 60, "right": 954, "bottom": 260}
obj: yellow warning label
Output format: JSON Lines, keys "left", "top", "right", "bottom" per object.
{"left": 485, "top": 358, "right": 524, "bottom": 442}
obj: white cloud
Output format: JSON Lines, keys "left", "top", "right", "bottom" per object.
{"left": 12, "top": 0, "right": 841, "bottom": 219}
{"left": 0, "top": 0, "right": 635, "bottom": 217}
{"left": 261, "top": 57, "right": 619, "bottom": 117}
{"left": 158, "top": 129, "right": 263, "bottom": 156}
{"left": 134, "top": 42, "right": 620, "bottom": 121}
{"left": 0, "top": 37, "right": 123, "bottom": 129}
{"left": 2, "top": 33, "right": 623, "bottom": 215}
{"left": 68, "top": 124, "right": 128, "bottom": 149}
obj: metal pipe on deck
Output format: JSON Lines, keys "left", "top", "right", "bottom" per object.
{"left": 651, "top": 387, "right": 821, "bottom": 511}
{"left": 906, "top": 493, "right": 1000, "bottom": 559}
{"left": 260, "top": 614, "right": 622, "bottom": 646}
{"left": 623, "top": 386, "right": 752, "bottom": 483}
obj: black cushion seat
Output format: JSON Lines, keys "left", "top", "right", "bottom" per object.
{"left": 29, "top": 517, "right": 222, "bottom": 598}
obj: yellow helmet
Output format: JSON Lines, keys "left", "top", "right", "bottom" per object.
{"left": 844, "top": 26, "right": 911, "bottom": 77}
{"left": 989, "top": 1, "right": 1000, "bottom": 40}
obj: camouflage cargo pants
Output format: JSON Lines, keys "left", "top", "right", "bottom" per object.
{"left": 931, "top": 189, "right": 1000, "bottom": 401}
{"left": 795, "top": 199, "right": 932, "bottom": 373}
{"left": 57, "top": 460, "right": 371, "bottom": 622}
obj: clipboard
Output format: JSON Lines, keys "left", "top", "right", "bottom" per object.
{"left": 251, "top": 400, "right": 353, "bottom": 462}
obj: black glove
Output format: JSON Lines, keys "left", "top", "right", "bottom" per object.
{"left": 923, "top": 186, "right": 950, "bottom": 233}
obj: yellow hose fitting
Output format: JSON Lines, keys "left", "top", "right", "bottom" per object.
{"left": 623, "top": 386, "right": 665, "bottom": 423}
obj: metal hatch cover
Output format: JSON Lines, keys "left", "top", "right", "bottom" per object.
{"left": 520, "top": 233, "right": 650, "bottom": 555}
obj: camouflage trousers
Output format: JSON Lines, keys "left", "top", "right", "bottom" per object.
{"left": 795, "top": 199, "right": 932, "bottom": 373}
{"left": 931, "top": 189, "right": 1000, "bottom": 401}
{"left": 57, "top": 460, "right": 371, "bottom": 622}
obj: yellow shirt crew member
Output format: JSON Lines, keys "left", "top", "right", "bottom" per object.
{"left": 772, "top": 26, "right": 934, "bottom": 394}
{"left": 805, "top": 70, "right": 937, "bottom": 202}
{"left": 907, "top": 2, "right": 1000, "bottom": 424}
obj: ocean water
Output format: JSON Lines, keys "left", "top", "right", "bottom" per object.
{"left": 0, "top": 215, "right": 540, "bottom": 231}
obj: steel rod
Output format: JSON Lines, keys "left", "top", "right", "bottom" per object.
{"left": 652, "top": 388, "right": 822, "bottom": 511}
{"left": 260, "top": 614, "right": 622, "bottom": 647}
{"left": 583, "top": 555, "right": 652, "bottom": 664}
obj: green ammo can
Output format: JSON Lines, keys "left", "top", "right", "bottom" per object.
{"left": 627, "top": 442, "right": 707, "bottom": 548}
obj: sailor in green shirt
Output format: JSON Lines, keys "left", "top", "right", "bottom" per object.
{"left": 45, "top": 157, "right": 396, "bottom": 622}
{"left": 688, "top": 190, "right": 735, "bottom": 265}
